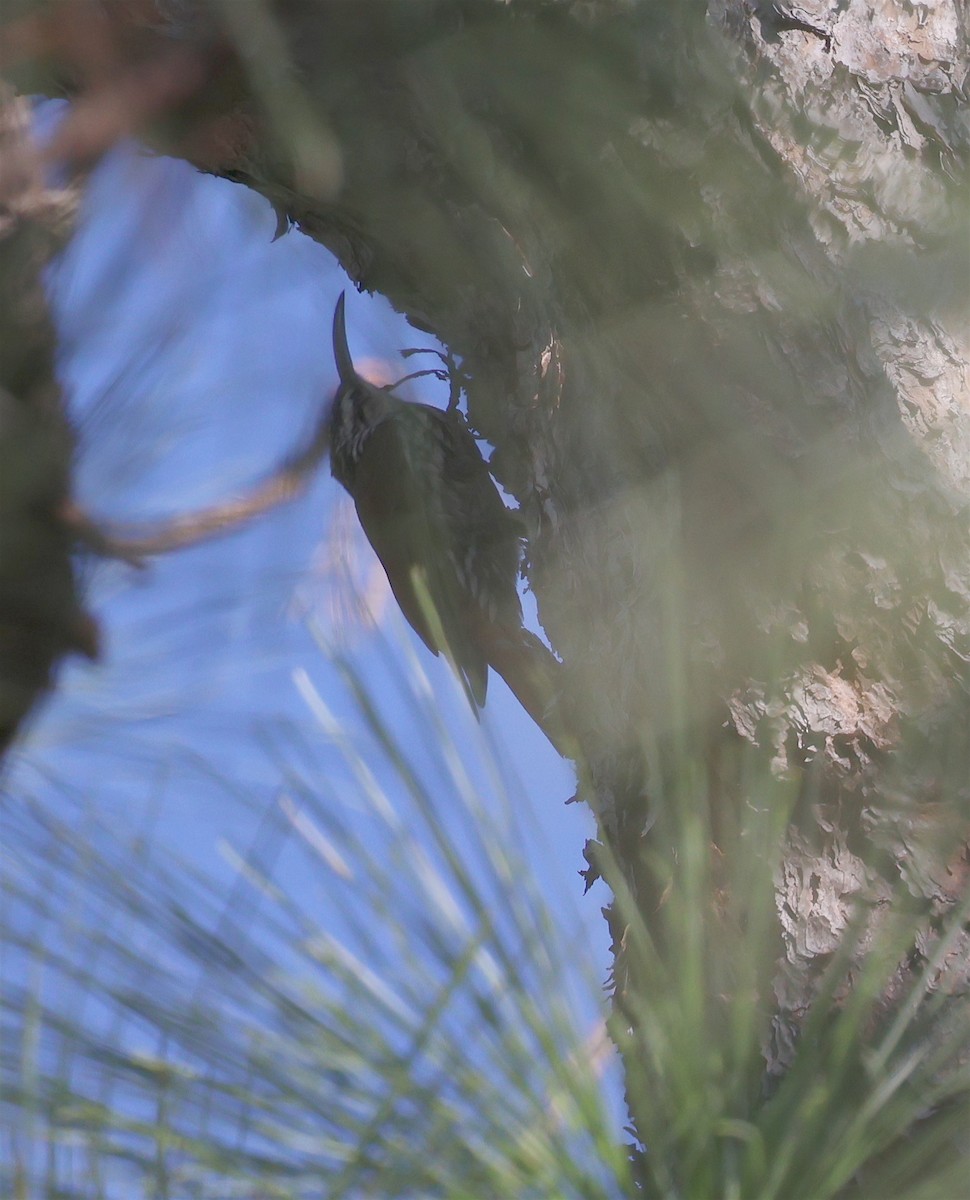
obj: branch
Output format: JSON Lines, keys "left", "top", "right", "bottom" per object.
{"left": 66, "top": 408, "right": 331, "bottom": 563}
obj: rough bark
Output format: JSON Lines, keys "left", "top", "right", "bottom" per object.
{"left": 3, "top": 0, "right": 968, "bottom": 1148}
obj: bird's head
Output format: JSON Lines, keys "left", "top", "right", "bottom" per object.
{"left": 329, "top": 292, "right": 393, "bottom": 488}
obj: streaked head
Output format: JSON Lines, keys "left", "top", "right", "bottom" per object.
{"left": 329, "top": 292, "right": 392, "bottom": 487}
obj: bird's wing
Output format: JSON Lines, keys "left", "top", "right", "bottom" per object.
{"left": 425, "top": 408, "right": 524, "bottom": 629}
{"left": 351, "top": 414, "right": 489, "bottom": 705}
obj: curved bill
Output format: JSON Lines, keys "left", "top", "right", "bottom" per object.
{"left": 331, "top": 292, "right": 358, "bottom": 385}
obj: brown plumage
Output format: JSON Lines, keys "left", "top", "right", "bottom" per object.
{"left": 328, "top": 293, "right": 571, "bottom": 753}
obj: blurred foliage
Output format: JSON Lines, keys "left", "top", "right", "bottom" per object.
{"left": 3, "top": 638, "right": 968, "bottom": 1198}
{"left": 2, "top": 629, "right": 626, "bottom": 1198}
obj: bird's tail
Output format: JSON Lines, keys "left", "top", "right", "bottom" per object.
{"left": 484, "top": 628, "right": 576, "bottom": 758}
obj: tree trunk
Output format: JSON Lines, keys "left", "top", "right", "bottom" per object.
{"left": 0, "top": 83, "right": 89, "bottom": 752}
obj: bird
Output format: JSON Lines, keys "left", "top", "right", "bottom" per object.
{"left": 328, "top": 292, "right": 571, "bottom": 753}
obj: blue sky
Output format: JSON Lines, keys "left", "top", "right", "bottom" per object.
{"left": 7, "top": 104, "right": 614, "bottom": 1063}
